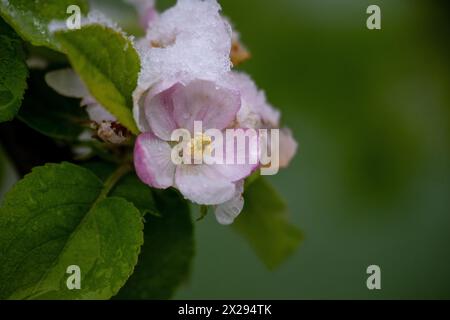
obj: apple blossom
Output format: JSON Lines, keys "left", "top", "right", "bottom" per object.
{"left": 134, "top": 80, "right": 258, "bottom": 207}
{"left": 132, "top": 0, "right": 297, "bottom": 224}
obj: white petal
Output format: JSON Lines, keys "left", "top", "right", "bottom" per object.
{"left": 45, "top": 69, "right": 89, "bottom": 98}
{"left": 175, "top": 164, "right": 236, "bottom": 205}
{"left": 214, "top": 182, "right": 244, "bottom": 225}
{"left": 84, "top": 101, "right": 116, "bottom": 123}
{"left": 279, "top": 128, "right": 298, "bottom": 168}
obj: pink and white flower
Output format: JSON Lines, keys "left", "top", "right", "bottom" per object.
{"left": 134, "top": 80, "right": 257, "bottom": 208}
{"left": 132, "top": 0, "right": 297, "bottom": 224}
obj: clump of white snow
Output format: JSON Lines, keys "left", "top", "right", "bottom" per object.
{"left": 138, "top": 0, "right": 232, "bottom": 91}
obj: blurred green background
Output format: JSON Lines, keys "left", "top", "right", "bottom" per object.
{"left": 2, "top": 0, "right": 450, "bottom": 299}
{"left": 175, "top": 0, "right": 450, "bottom": 299}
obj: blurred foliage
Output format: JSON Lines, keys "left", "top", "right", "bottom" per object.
{"left": 234, "top": 177, "right": 303, "bottom": 270}
{"left": 116, "top": 188, "right": 195, "bottom": 300}
{"left": 170, "top": 0, "right": 450, "bottom": 299}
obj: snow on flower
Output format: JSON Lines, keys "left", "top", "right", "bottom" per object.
{"left": 132, "top": 0, "right": 298, "bottom": 224}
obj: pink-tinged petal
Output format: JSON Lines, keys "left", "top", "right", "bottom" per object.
{"left": 259, "top": 101, "right": 281, "bottom": 127}
{"left": 140, "top": 4, "right": 158, "bottom": 30}
{"left": 144, "top": 83, "right": 182, "bottom": 141}
{"left": 172, "top": 80, "right": 241, "bottom": 133}
{"left": 134, "top": 132, "right": 175, "bottom": 189}
{"left": 279, "top": 128, "right": 298, "bottom": 168}
{"left": 225, "top": 72, "right": 281, "bottom": 128}
{"left": 175, "top": 164, "right": 236, "bottom": 205}
{"left": 214, "top": 181, "right": 244, "bottom": 225}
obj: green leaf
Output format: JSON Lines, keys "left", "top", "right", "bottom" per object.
{"left": 0, "top": 162, "right": 144, "bottom": 299}
{"left": 18, "top": 70, "right": 89, "bottom": 140}
{"left": 0, "top": 143, "right": 18, "bottom": 200}
{"left": 234, "top": 177, "right": 303, "bottom": 270}
{"left": 0, "top": 19, "right": 28, "bottom": 122}
{"left": 84, "top": 161, "right": 194, "bottom": 299}
{"left": 111, "top": 174, "right": 160, "bottom": 217}
{"left": 83, "top": 161, "right": 159, "bottom": 217}
{"left": 79, "top": 160, "right": 116, "bottom": 181}
{"left": 55, "top": 25, "right": 140, "bottom": 134}
{"left": 116, "top": 189, "right": 195, "bottom": 300}
{"left": 0, "top": 0, "right": 89, "bottom": 50}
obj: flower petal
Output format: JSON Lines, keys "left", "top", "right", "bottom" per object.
{"left": 83, "top": 99, "right": 116, "bottom": 123}
{"left": 144, "top": 83, "right": 182, "bottom": 141}
{"left": 175, "top": 164, "right": 236, "bottom": 205}
{"left": 45, "top": 69, "right": 89, "bottom": 98}
{"left": 214, "top": 181, "right": 244, "bottom": 225}
{"left": 225, "top": 72, "right": 280, "bottom": 128}
{"left": 172, "top": 80, "right": 241, "bottom": 133}
{"left": 207, "top": 128, "right": 259, "bottom": 181}
{"left": 134, "top": 132, "right": 176, "bottom": 189}
{"left": 279, "top": 128, "right": 298, "bottom": 168}
{"left": 210, "top": 163, "right": 257, "bottom": 183}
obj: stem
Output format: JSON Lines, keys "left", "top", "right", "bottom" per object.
{"left": 96, "top": 162, "right": 132, "bottom": 203}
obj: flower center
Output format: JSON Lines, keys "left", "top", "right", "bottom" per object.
{"left": 186, "top": 134, "right": 212, "bottom": 161}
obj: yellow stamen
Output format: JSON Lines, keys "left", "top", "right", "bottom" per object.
{"left": 186, "top": 134, "right": 212, "bottom": 161}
